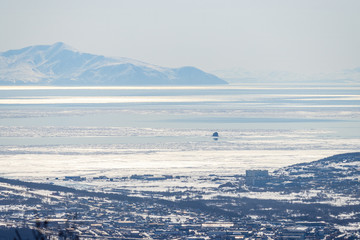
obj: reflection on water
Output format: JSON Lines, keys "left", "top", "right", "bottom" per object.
{"left": 0, "top": 85, "right": 358, "bottom": 136}
{"left": 0, "top": 84, "right": 359, "bottom": 179}
{"left": 0, "top": 136, "right": 208, "bottom": 146}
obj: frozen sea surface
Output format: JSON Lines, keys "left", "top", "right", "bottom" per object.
{"left": 0, "top": 84, "right": 359, "bottom": 182}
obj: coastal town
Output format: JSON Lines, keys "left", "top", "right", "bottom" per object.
{"left": 0, "top": 152, "right": 359, "bottom": 239}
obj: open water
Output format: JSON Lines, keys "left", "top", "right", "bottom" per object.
{"left": 0, "top": 84, "right": 359, "bottom": 179}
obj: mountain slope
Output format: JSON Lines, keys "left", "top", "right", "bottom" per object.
{"left": 0, "top": 42, "right": 227, "bottom": 86}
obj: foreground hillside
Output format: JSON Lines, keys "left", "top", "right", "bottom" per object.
{"left": 0, "top": 152, "right": 359, "bottom": 239}
{"left": 0, "top": 42, "right": 227, "bottom": 86}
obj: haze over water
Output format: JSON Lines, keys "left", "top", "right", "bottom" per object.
{"left": 0, "top": 83, "right": 359, "bottom": 180}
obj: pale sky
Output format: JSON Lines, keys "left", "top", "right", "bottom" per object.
{"left": 1, "top": 0, "right": 359, "bottom": 74}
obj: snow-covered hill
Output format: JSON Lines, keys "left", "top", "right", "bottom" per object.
{"left": 0, "top": 42, "right": 227, "bottom": 86}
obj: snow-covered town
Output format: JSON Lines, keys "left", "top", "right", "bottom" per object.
{"left": 1, "top": 153, "right": 359, "bottom": 239}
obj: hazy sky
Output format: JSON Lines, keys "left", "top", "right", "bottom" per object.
{"left": 1, "top": 0, "right": 359, "bottom": 74}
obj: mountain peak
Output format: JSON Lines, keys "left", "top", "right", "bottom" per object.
{"left": 0, "top": 43, "right": 227, "bottom": 86}
{"left": 50, "top": 42, "right": 76, "bottom": 51}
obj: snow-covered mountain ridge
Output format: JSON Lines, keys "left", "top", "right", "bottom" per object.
{"left": 0, "top": 42, "right": 227, "bottom": 85}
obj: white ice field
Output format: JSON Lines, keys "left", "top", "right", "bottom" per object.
{"left": 0, "top": 84, "right": 359, "bottom": 185}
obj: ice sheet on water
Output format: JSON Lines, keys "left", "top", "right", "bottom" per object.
{"left": 0, "top": 126, "right": 332, "bottom": 138}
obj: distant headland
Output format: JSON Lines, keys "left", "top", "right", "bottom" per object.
{"left": 0, "top": 42, "right": 227, "bottom": 86}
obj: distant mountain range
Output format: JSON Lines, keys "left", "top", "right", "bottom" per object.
{"left": 0, "top": 42, "right": 227, "bottom": 86}
{"left": 211, "top": 67, "right": 360, "bottom": 84}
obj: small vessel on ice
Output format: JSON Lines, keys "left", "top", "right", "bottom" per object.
{"left": 212, "top": 132, "right": 219, "bottom": 140}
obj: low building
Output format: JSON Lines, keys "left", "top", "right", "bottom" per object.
{"left": 280, "top": 226, "right": 307, "bottom": 240}
{"left": 64, "top": 176, "right": 86, "bottom": 181}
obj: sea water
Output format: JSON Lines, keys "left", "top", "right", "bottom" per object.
{"left": 0, "top": 84, "right": 359, "bottom": 180}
